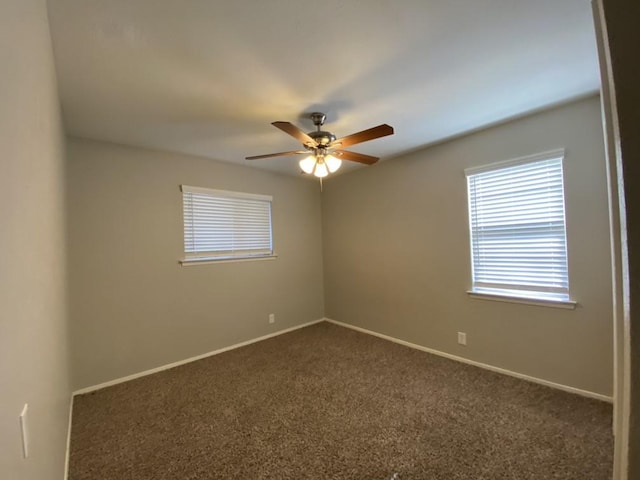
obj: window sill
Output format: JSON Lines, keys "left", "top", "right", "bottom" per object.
{"left": 180, "top": 254, "right": 278, "bottom": 266}
{"left": 466, "top": 290, "right": 577, "bottom": 310}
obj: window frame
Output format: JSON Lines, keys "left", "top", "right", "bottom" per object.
{"left": 180, "top": 185, "right": 276, "bottom": 266}
{"left": 464, "top": 149, "right": 576, "bottom": 309}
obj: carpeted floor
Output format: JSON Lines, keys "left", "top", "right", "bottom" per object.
{"left": 69, "top": 322, "right": 613, "bottom": 479}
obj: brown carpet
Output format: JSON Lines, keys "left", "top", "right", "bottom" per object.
{"left": 69, "top": 322, "right": 613, "bottom": 479}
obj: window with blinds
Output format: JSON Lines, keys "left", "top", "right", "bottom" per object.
{"left": 465, "top": 150, "right": 570, "bottom": 302}
{"left": 181, "top": 185, "right": 273, "bottom": 262}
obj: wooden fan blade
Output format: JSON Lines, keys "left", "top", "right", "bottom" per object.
{"left": 333, "top": 150, "right": 379, "bottom": 165}
{"left": 330, "top": 124, "right": 394, "bottom": 149}
{"left": 245, "top": 150, "right": 308, "bottom": 160}
{"left": 272, "top": 121, "right": 317, "bottom": 147}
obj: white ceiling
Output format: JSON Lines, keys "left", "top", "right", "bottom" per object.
{"left": 47, "top": 0, "right": 600, "bottom": 177}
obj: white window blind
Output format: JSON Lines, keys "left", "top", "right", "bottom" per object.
{"left": 465, "top": 151, "right": 570, "bottom": 301}
{"left": 181, "top": 185, "right": 273, "bottom": 261}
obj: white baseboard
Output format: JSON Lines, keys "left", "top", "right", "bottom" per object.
{"left": 325, "top": 318, "right": 613, "bottom": 403}
{"left": 63, "top": 394, "right": 73, "bottom": 480}
{"left": 71, "top": 316, "right": 612, "bottom": 401}
{"left": 73, "top": 318, "right": 325, "bottom": 396}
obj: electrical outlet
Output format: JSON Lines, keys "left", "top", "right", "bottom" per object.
{"left": 19, "top": 404, "right": 28, "bottom": 459}
{"left": 268, "top": 313, "right": 275, "bottom": 324}
{"left": 457, "top": 332, "right": 467, "bottom": 346}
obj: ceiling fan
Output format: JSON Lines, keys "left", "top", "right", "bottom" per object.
{"left": 246, "top": 112, "right": 394, "bottom": 179}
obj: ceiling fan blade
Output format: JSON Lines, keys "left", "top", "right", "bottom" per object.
{"left": 245, "top": 150, "right": 308, "bottom": 160}
{"left": 333, "top": 150, "right": 379, "bottom": 165}
{"left": 272, "top": 121, "right": 317, "bottom": 147}
{"left": 330, "top": 124, "right": 394, "bottom": 149}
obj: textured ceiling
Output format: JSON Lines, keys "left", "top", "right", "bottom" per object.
{"left": 47, "top": 0, "right": 600, "bottom": 177}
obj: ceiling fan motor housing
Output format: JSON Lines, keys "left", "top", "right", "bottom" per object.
{"left": 308, "top": 130, "right": 336, "bottom": 146}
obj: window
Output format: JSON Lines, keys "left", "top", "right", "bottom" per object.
{"left": 465, "top": 150, "right": 573, "bottom": 305}
{"left": 181, "top": 185, "right": 274, "bottom": 264}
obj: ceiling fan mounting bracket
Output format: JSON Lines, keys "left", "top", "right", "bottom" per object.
{"left": 310, "top": 112, "right": 326, "bottom": 127}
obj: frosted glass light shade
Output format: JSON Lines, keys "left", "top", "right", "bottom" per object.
{"left": 299, "top": 156, "right": 316, "bottom": 174}
{"left": 314, "top": 161, "right": 329, "bottom": 178}
{"left": 325, "top": 155, "right": 342, "bottom": 173}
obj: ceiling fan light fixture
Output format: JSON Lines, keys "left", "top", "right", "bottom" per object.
{"left": 325, "top": 155, "right": 342, "bottom": 173}
{"left": 299, "top": 155, "right": 316, "bottom": 174}
{"left": 313, "top": 160, "right": 329, "bottom": 178}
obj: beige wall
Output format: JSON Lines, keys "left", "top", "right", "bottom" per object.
{"left": 322, "top": 96, "right": 613, "bottom": 396}
{"left": 67, "top": 138, "right": 324, "bottom": 390}
{"left": 0, "top": 0, "right": 71, "bottom": 478}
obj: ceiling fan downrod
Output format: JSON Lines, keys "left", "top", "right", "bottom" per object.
{"left": 307, "top": 112, "right": 336, "bottom": 147}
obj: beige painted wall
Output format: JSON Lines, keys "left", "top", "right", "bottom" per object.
{"left": 322, "top": 96, "right": 613, "bottom": 396}
{"left": 0, "top": 0, "right": 71, "bottom": 478}
{"left": 67, "top": 138, "right": 324, "bottom": 390}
